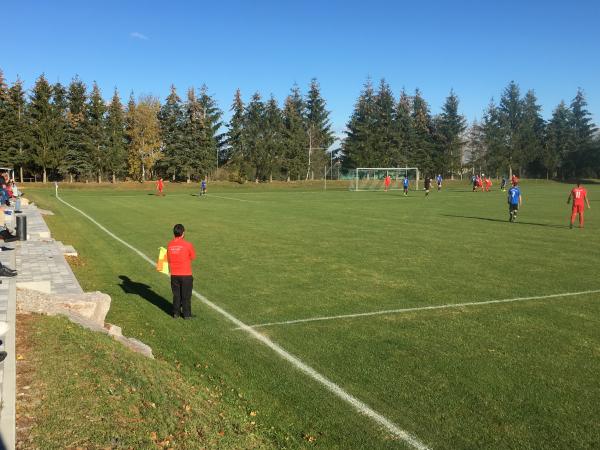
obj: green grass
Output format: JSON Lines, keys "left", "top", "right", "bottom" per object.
{"left": 17, "top": 314, "right": 276, "bottom": 449}
{"left": 23, "top": 180, "right": 600, "bottom": 449}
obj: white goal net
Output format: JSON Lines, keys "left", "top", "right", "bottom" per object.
{"left": 354, "top": 168, "right": 420, "bottom": 191}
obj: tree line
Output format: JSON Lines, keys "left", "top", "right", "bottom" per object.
{"left": 343, "top": 79, "right": 599, "bottom": 179}
{"left": 0, "top": 69, "right": 334, "bottom": 183}
{"left": 1, "top": 68, "right": 598, "bottom": 183}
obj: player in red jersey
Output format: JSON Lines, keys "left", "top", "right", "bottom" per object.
{"left": 384, "top": 175, "right": 391, "bottom": 192}
{"left": 156, "top": 177, "right": 164, "bottom": 196}
{"left": 567, "top": 182, "right": 591, "bottom": 228}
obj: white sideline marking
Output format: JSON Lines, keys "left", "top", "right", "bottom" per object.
{"left": 244, "top": 289, "right": 600, "bottom": 329}
{"left": 54, "top": 192, "right": 429, "bottom": 450}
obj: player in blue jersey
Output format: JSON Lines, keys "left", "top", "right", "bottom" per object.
{"left": 436, "top": 174, "right": 442, "bottom": 191}
{"left": 507, "top": 183, "right": 522, "bottom": 222}
{"left": 403, "top": 176, "right": 409, "bottom": 196}
{"left": 200, "top": 178, "right": 207, "bottom": 197}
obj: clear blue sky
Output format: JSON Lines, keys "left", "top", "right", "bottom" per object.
{"left": 1, "top": 0, "right": 598, "bottom": 138}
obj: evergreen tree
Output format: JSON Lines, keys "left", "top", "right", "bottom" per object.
{"left": 436, "top": 90, "right": 466, "bottom": 178}
{"left": 63, "top": 77, "right": 90, "bottom": 182}
{"left": 519, "top": 90, "right": 546, "bottom": 177}
{"left": 372, "top": 79, "right": 396, "bottom": 167}
{"left": 158, "top": 85, "right": 185, "bottom": 179}
{"left": 243, "top": 92, "right": 267, "bottom": 181}
{"left": 28, "top": 74, "right": 62, "bottom": 183}
{"left": 4, "top": 79, "right": 29, "bottom": 181}
{"left": 196, "top": 85, "right": 223, "bottom": 178}
{"left": 343, "top": 79, "right": 376, "bottom": 168}
{"left": 282, "top": 87, "right": 308, "bottom": 180}
{"left": 480, "top": 100, "right": 503, "bottom": 175}
{"left": 411, "top": 89, "right": 435, "bottom": 175}
{"left": 51, "top": 82, "right": 69, "bottom": 180}
{"left": 393, "top": 89, "right": 414, "bottom": 167}
{"left": 566, "top": 89, "right": 597, "bottom": 177}
{"left": 306, "top": 78, "right": 334, "bottom": 178}
{"left": 105, "top": 89, "right": 127, "bottom": 182}
{"left": 263, "top": 96, "right": 284, "bottom": 181}
{"left": 87, "top": 82, "right": 107, "bottom": 182}
{"left": 0, "top": 69, "right": 9, "bottom": 165}
{"left": 544, "top": 101, "right": 572, "bottom": 179}
{"left": 497, "top": 81, "right": 523, "bottom": 178}
{"left": 225, "top": 89, "right": 247, "bottom": 180}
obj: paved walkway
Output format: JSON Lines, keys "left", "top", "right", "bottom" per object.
{"left": 0, "top": 202, "right": 83, "bottom": 449}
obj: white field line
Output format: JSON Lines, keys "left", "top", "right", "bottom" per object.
{"left": 54, "top": 192, "right": 429, "bottom": 450}
{"left": 243, "top": 289, "right": 600, "bottom": 330}
{"left": 206, "top": 194, "right": 258, "bottom": 202}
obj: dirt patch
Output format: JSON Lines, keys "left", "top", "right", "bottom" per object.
{"left": 65, "top": 254, "right": 86, "bottom": 268}
{"left": 15, "top": 314, "right": 41, "bottom": 450}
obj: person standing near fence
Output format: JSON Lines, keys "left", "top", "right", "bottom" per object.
{"left": 167, "top": 224, "right": 196, "bottom": 319}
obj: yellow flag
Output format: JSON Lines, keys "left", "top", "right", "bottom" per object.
{"left": 156, "top": 247, "right": 169, "bottom": 274}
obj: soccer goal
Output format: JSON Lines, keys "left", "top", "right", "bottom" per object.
{"left": 354, "top": 168, "right": 420, "bottom": 191}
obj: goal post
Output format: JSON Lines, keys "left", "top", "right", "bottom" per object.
{"left": 354, "top": 168, "right": 420, "bottom": 191}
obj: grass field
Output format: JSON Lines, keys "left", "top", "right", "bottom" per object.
{"left": 25, "top": 180, "right": 600, "bottom": 449}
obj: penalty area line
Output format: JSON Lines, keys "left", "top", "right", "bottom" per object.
{"left": 53, "top": 192, "right": 429, "bottom": 450}
{"left": 242, "top": 289, "right": 600, "bottom": 329}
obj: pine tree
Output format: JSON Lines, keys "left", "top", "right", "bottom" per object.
{"left": 105, "top": 89, "right": 127, "bottom": 182}
{"left": 519, "top": 90, "right": 545, "bottom": 176}
{"left": 158, "top": 85, "right": 185, "bottom": 179}
{"left": 411, "top": 89, "right": 435, "bottom": 175}
{"left": 393, "top": 89, "right": 414, "bottom": 167}
{"left": 282, "top": 87, "right": 308, "bottom": 180}
{"left": 306, "top": 78, "right": 334, "bottom": 178}
{"left": 497, "top": 81, "right": 523, "bottom": 178}
{"left": 263, "top": 96, "right": 284, "bottom": 182}
{"left": 566, "top": 89, "right": 597, "bottom": 177}
{"left": 436, "top": 90, "right": 466, "bottom": 178}
{"left": 372, "top": 79, "right": 396, "bottom": 167}
{"left": 545, "top": 101, "right": 572, "bottom": 179}
{"left": 4, "top": 79, "right": 29, "bottom": 181}
{"left": 243, "top": 92, "right": 266, "bottom": 181}
{"left": 0, "top": 69, "right": 9, "bottom": 164}
{"left": 196, "top": 85, "right": 223, "bottom": 178}
{"left": 28, "top": 74, "right": 62, "bottom": 183}
{"left": 226, "top": 89, "right": 246, "bottom": 180}
{"left": 87, "top": 82, "right": 107, "bottom": 182}
{"left": 480, "top": 100, "right": 503, "bottom": 175}
{"left": 343, "top": 79, "right": 375, "bottom": 168}
{"left": 63, "top": 77, "right": 90, "bottom": 182}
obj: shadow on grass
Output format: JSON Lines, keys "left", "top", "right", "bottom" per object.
{"left": 442, "top": 214, "right": 569, "bottom": 229}
{"left": 118, "top": 275, "right": 172, "bottom": 316}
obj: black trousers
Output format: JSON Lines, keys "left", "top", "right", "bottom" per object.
{"left": 171, "top": 275, "right": 193, "bottom": 317}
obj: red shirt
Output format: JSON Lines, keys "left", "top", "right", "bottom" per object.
{"left": 571, "top": 187, "right": 587, "bottom": 207}
{"left": 157, "top": 179, "right": 164, "bottom": 190}
{"left": 167, "top": 237, "right": 196, "bottom": 276}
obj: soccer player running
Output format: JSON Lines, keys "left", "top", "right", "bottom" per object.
{"left": 507, "top": 182, "right": 522, "bottom": 222}
{"left": 403, "top": 175, "right": 409, "bottom": 196}
{"left": 424, "top": 176, "right": 432, "bottom": 197}
{"left": 436, "top": 174, "right": 442, "bottom": 191}
{"left": 156, "top": 177, "right": 164, "bottom": 196}
{"left": 200, "top": 178, "right": 207, "bottom": 197}
{"left": 567, "top": 181, "right": 591, "bottom": 229}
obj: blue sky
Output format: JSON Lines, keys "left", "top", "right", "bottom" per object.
{"left": 1, "top": 0, "right": 598, "bottom": 139}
